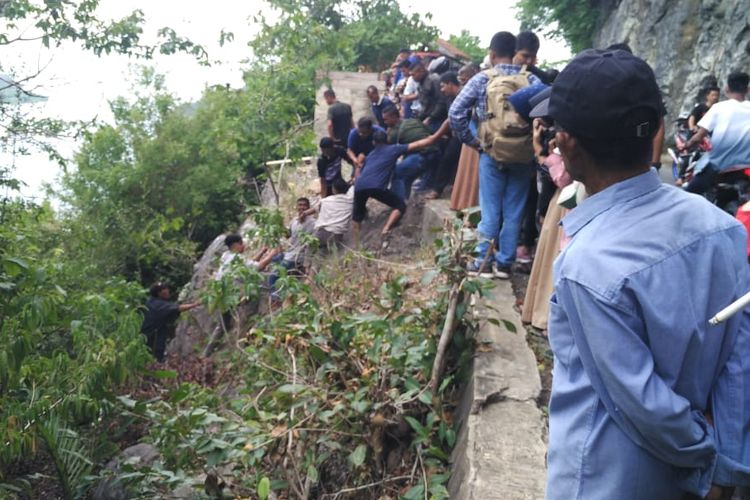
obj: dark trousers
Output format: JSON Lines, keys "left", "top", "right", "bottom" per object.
{"left": 686, "top": 168, "right": 747, "bottom": 195}
{"left": 428, "top": 136, "right": 462, "bottom": 194}
{"left": 352, "top": 188, "right": 406, "bottom": 222}
{"left": 144, "top": 328, "right": 168, "bottom": 362}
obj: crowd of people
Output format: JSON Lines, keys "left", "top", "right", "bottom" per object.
{"left": 319, "top": 31, "right": 558, "bottom": 254}
{"left": 315, "top": 31, "right": 750, "bottom": 500}
{"left": 139, "top": 26, "right": 750, "bottom": 499}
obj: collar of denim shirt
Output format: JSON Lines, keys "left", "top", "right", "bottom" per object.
{"left": 561, "top": 168, "right": 662, "bottom": 238}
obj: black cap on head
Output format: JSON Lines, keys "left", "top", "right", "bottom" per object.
{"left": 548, "top": 49, "right": 662, "bottom": 139}
{"left": 319, "top": 137, "right": 334, "bottom": 149}
{"left": 528, "top": 86, "right": 552, "bottom": 118}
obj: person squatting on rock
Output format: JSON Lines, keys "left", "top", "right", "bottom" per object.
{"left": 268, "top": 198, "right": 316, "bottom": 298}
{"left": 303, "top": 177, "right": 354, "bottom": 251}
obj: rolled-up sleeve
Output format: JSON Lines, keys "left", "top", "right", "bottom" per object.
{"left": 449, "top": 74, "right": 485, "bottom": 146}
{"left": 557, "top": 279, "right": 718, "bottom": 494}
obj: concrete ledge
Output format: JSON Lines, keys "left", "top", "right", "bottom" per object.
{"left": 420, "top": 200, "right": 547, "bottom": 498}
{"left": 448, "top": 282, "right": 547, "bottom": 499}
{"left": 421, "top": 198, "right": 454, "bottom": 244}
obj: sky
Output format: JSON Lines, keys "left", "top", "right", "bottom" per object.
{"left": 3, "top": 0, "right": 570, "bottom": 199}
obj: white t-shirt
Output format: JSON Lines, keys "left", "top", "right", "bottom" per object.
{"left": 215, "top": 251, "right": 259, "bottom": 279}
{"left": 404, "top": 76, "right": 422, "bottom": 112}
{"left": 314, "top": 186, "right": 354, "bottom": 235}
{"left": 697, "top": 98, "right": 750, "bottom": 171}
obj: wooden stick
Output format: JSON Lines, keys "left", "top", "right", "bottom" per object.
{"left": 429, "top": 279, "right": 463, "bottom": 392}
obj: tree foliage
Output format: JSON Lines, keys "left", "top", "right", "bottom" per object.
{"left": 448, "top": 30, "right": 486, "bottom": 64}
{"left": 255, "top": 0, "right": 439, "bottom": 72}
{"left": 516, "top": 0, "right": 602, "bottom": 53}
{"left": 0, "top": 0, "right": 207, "bottom": 198}
{"left": 0, "top": 0, "right": 206, "bottom": 60}
{"left": 0, "top": 1, "right": 470, "bottom": 497}
{"left": 59, "top": 61, "right": 316, "bottom": 287}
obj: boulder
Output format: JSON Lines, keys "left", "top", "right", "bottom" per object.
{"left": 594, "top": 0, "right": 750, "bottom": 133}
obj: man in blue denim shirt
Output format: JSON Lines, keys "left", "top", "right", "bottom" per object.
{"left": 449, "top": 31, "right": 541, "bottom": 279}
{"left": 545, "top": 49, "right": 750, "bottom": 499}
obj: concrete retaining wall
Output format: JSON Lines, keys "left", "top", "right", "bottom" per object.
{"left": 313, "top": 71, "right": 382, "bottom": 141}
{"left": 421, "top": 200, "right": 548, "bottom": 500}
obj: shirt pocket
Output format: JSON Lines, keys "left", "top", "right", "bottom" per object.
{"left": 548, "top": 293, "right": 575, "bottom": 366}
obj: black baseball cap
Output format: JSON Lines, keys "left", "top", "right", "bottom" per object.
{"left": 319, "top": 137, "right": 334, "bottom": 148}
{"left": 529, "top": 86, "right": 552, "bottom": 118}
{"left": 546, "top": 49, "right": 662, "bottom": 139}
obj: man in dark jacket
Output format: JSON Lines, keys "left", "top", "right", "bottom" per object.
{"left": 141, "top": 283, "right": 200, "bottom": 362}
{"left": 410, "top": 61, "right": 447, "bottom": 132}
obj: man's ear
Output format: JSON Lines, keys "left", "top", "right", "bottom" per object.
{"left": 555, "top": 130, "right": 584, "bottom": 179}
{"left": 555, "top": 130, "right": 576, "bottom": 159}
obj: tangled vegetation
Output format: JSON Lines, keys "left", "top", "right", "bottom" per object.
{"left": 0, "top": 1, "right": 495, "bottom": 497}
{"left": 516, "top": 0, "right": 603, "bottom": 52}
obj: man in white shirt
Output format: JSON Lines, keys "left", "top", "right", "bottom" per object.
{"left": 684, "top": 71, "right": 750, "bottom": 194}
{"left": 402, "top": 74, "right": 422, "bottom": 118}
{"left": 215, "top": 234, "right": 278, "bottom": 279}
{"left": 305, "top": 178, "right": 354, "bottom": 249}
{"left": 208, "top": 233, "right": 279, "bottom": 355}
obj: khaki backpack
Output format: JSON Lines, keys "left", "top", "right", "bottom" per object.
{"left": 478, "top": 67, "right": 534, "bottom": 164}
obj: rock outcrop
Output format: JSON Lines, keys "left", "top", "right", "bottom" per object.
{"left": 594, "top": 0, "right": 750, "bottom": 119}
{"left": 168, "top": 161, "right": 320, "bottom": 358}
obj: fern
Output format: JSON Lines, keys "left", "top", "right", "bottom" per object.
{"left": 0, "top": 477, "right": 30, "bottom": 498}
{"left": 37, "top": 416, "right": 92, "bottom": 499}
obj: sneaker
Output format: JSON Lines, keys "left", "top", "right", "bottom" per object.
{"left": 466, "top": 260, "right": 494, "bottom": 278}
{"left": 494, "top": 264, "right": 512, "bottom": 280}
{"left": 516, "top": 246, "right": 533, "bottom": 264}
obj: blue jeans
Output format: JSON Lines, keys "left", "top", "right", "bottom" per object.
{"left": 391, "top": 152, "right": 438, "bottom": 200}
{"left": 474, "top": 153, "right": 534, "bottom": 266}
{"left": 268, "top": 257, "right": 299, "bottom": 292}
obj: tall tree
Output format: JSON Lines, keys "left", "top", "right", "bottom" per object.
{"left": 0, "top": 0, "right": 206, "bottom": 200}
{"left": 516, "top": 0, "right": 601, "bottom": 52}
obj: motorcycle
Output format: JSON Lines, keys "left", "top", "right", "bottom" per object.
{"left": 668, "top": 117, "right": 750, "bottom": 215}
{"left": 668, "top": 117, "right": 710, "bottom": 184}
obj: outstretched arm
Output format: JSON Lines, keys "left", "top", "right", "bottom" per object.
{"left": 434, "top": 118, "right": 451, "bottom": 138}
{"left": 405, "top": 130, "right": 442, "bottom": 153}
{"left": 178, "top": 301, "right": 200, "bottom": 312}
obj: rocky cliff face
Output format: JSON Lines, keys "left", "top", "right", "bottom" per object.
{"left": 594, "top": 0, "right": 750, "bottom": 120}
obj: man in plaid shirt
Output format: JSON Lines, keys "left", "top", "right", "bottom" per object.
{"left": 449, "top": 31, "right": 540, "bottom": 279}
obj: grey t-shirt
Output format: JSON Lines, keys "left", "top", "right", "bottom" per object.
{"left": 283, "top": 216, "right": 316, "bottom": 262}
